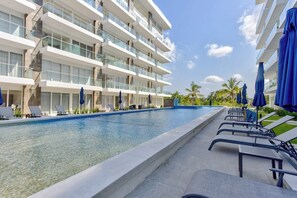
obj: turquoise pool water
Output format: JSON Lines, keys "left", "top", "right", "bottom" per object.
{"left": 0, "top": 107, "right": 216, "bottom": 197}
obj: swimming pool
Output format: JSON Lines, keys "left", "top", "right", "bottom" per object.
{"left": 0, "top": 107, "right": 216, "bottom": 197}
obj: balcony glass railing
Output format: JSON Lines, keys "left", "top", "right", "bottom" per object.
{"left": 82, "top": 0, "right": 103, "bottom": 13}
{"left": 265, "top": 51, "right": 278, "bottom": 70}
{"left": 42, "top": 70, "right": 102, "bottom": 87}
{"left": 0, "top": 63, "right": 33, "bottom": 78}
{"left": 43, "top": 3, "right": 95, "bottom": 34}
{"left": 0, "top": 18, "right": 32, "bottom": 39}
{"left": 137, "top": 51, "right": 155, "bottom": 64}
{"left": 156, "top": 61, "right": 170, "bottom": 71}
{"left": 105, "top": 56, "right": 135, "bottom": 72}
{"left": 104, "top": 80, "right": 135, "bottom": 91}
{"left": 134, "top": 9, "right": 151, "bottom": 30}
{"left": 156, "top": 48, "right": 170, "bottom": 59}
{"left": 41, "top": 36, "right": 102, "bottom": 61}
{"left": 104, "top": 12, "right": 135, "bottom": 36}
{"left": 136, "top": 86, "right": 156, "bottom": 93}
{"left": 103, "top": 32, "right": 136, "bottom": 54}
{"left": 137, "top": 34, "right": 155, "bottom": 49}
{"left": 265, "top": 80, "right": 277, "bottom": 91}
{"left": 115, "top": 0, "right": 135, "bottom": 17}
{"left": 134, "top": 65, "right": 155, "bottom": 78}
{"left": 279, "top": 0, "right": 297, "bottom": 27}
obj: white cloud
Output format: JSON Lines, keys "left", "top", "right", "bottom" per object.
{"left": 194, "top": 55, "right": 199, "bottom": 60}
{"left": 186, "top": 60, "right": 195, "bottom": 70}
{"left": 202, "top": 75, "right": 224, "bottom": 84}
{"left": 164, "top": 37, "right": 177, "bottom": 62}
{"left": 206, "top": 44, "right": 233, "bottom": 58}
{"left": 238, "top": 7, "right": 261, "bottom": 47}
{"left": 232, "top": 74, "right": 243, "bottom": 81}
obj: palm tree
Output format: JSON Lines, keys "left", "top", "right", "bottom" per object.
{"left": 185, "top": 81, "right": 202, "bottom": 105}
{"left": 220, "top": 77, "right": 241, "bottom": 106}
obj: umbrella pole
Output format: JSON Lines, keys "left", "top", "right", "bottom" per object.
{"left": 256, "top": 106, "right": 259, "bottom": 124}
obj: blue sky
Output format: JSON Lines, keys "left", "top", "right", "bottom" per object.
{"left": 154, "top": 0, "right": 261, "bottom": 98}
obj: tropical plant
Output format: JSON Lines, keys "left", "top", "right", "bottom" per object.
{"left": 185, "top": 81, "right": 202, "bottom": 105}
{"left": 219, "top": 77, "right": 241, "bottom": 106}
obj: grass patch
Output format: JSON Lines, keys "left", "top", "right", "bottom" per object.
{"left": 262, "top": 121, "right": 297, "bottom": 144}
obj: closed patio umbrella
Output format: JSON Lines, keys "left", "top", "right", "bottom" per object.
{"left": 80, "top": 87, "right": 85, "bottom": 106}
{"left": 275, "top": 8, "right": 297, "bottom": 112}
{"left": 119, "top": 91, "right": 122, "bottom": 109}
{"left": 0, "top": 88, "right": 3, "bottom": 106}
{"left": 242, "top": 84, "right": 248, "bottom": 106}
{"left": 252, "top": 62, "right": 267, "bottom": 123}
{"left": 148, "top": 94, "right": 152, "bottom": 104}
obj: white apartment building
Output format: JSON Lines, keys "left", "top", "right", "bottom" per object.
{"left": 255, "top": 0, "right": 297, "bottom": 108}
{"left": 0, "top": 0, "right": 172, "bottom": 114}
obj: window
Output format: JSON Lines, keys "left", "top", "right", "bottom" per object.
{"left": 41, "top": 92, "right": 51, "bottom": 113}
{"left": 0, "top": 50, "right": 8, "bottom": 76}
{"left": 0, "top": 11, "right": 9, "bottom": 34}
{"left": 11, "top": 15, "right": 24, "bottom": 37}
{"left": 10, "top": 52, "right": 23, "bottom": 77}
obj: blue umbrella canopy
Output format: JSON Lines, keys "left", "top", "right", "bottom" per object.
{"left": 0, "top": 88, "right": 3, "bottom": 106}
{"left": 148, "top": 94, "right": 152, "bottom": 104}
{"left": 236, "top": 92, "right": 242, "bottom": 104}
{"left": 242, "top": 84, "right": 248, "bottom": 105}
{"left": 275, "top": 8, "right": 297, "bottom": 112}
{"left": 119, "top": 91, "right": 122, "bottom": 104}
{"left": 80, "top": 87, "right": 85, "bottom": 105}
{"left": 252, "top": 62, "right": 267, "bottom": 107}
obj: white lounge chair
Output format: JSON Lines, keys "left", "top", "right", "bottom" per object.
{"left": 0, "top": 107, "right": 14, "bottom": 120}
{"left": 29, "top": 106, "right": 42, "bottom": 117}
{"left": 55, "top": 105, "right": 68, "bottom": 116}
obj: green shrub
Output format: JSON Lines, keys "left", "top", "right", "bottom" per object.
{"left": 73, "top": 109, "right": 79, "bottom": 114}
{"left": 276, "top": 109, "right": 288, "bottom": 117}
{"left": 14, "top": 108, "right": 22, "bottom": 117}
{"left": 93, "top": 108, "right": 100, "bottom": 113}
{"left": 262, "top": 107, "right": 274, "bottom": 113}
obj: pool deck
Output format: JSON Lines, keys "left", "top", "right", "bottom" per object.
{"left": 126, "top": 109, "right": 297, "bottom": 198}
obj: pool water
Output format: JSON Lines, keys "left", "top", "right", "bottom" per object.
{"left": 0, "top": 107, "right": 215, "bottom": 197}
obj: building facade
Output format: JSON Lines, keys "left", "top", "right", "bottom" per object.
{"left": 0, "top": 0, "right": 172, "bottom": 114}
{"left": 255, "top": 0, "right": 297, "bottom": 108}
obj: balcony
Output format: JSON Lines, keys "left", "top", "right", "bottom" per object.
{"left": 138, "top": 0, "right": 171, "bottom": 30}
{"left": 0, "top": 18, "right": 35, "bottom": 49}
{"left": 256, "top": 47, "right": 275, "bottom": 63}
{"left": 134, "top": 66, "right": 156, "bottom": 81}
{"left": 102, "top": 32, "right": 136, "bottom": 59}
{"left": 153, "top": 48, "right": 171, "bottom": 63}
{"left": 134, "top": 51, "right": 156, "bottom": 68}
{"left": 256, "top": 0, "right": 287, "bottom": 49}
{"left": 103, "top": 12, "right": 136, "bottom": 41}
{"left": 136, "top": 86, "right": 156, "bottom": 95}
{"left": 39, "top": 36, "right": 103, "bottom": 68}
{"left": 133, "top": 10, "right": 155, "bottom": 39}
{"left": 156, "top": 90, "right": 171, "bottom": 97}
{"left": 40, "top": 70, "right": 102, "bottom": 91}
{"left": 256, "top": 0, "right": 272, "bottom": 34}
{"left": 133, "top": 34, "right": 155, "bottom": 53}
{"left": 155, "top": 61, "right": 171, "bottom": 74}
{"left": 152, "top": 27, "right": 171, "bottom": 52}
{"left": 41, "top": 3, "right": 103, "bottom": 44}
{"left": 0, "top": 0, "right": 36, "bottom": 14}
{"left": 103, "top": 81, "right": 136, "bottom": 94}
{"left": 265, "top": 22, "right": 283, "bottom": 50}
{"left": 279, "top": 0, "right": 297, "bottom": 28}
{"left": 102, "top": 0, "right": 136, "bottom": 23}
{"left": 54, "top": 0, "right": 103, "bottom": 20}
{"left": 103, "top": 57, "right": 136, "bottom": 76}
{"left": 265, "top": 51, "right": 278, "bottom": 79}
{"left": 265, "top": 79, "right": 277, "bottom": 93}
{"left": 0, "top": 63, "right": 34, "bottom": 86}
{"left": 155, "top": 74, "right": 171, "bottom": 86}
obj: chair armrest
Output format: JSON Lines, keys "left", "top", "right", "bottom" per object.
{"left": 269, "top": 168, "right": 297, "bottom": 187}
{"left": 270, "top": 168, "right": 297, "bottom": 176}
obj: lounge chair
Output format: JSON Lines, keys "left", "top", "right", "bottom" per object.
{"left": 0, "top": 107, "right": 14, "bottom": 120}
{"left": 216, "top": 115, "right": 293, "bottom": 137}
{"left": 218, "top": 112, "right": 276, "bottom": 129}
{"left": 208, "top": 127, "right": 297, "bottom": 158}
{"left": 55, "top": 105, "right": 68, "bottom": 116}
{"left": 108, "top": 104, "right": 115, "bottom": 111}
{"left": 29, "top": 106, "right": 42, "bottom": 117}
{"left": 182, "top": 169, "right": 297, "bottom": 198}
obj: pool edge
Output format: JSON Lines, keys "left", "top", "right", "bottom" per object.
{"left": 29, "top": 107, "right": 225, "bottom": 198}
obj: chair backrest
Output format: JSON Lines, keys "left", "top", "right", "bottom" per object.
{"left": 276, "top": 127, "right": 297, "bottom": 142}
{"left": 265, "top": 115, "right": 294, "bottom": 130}
{"left": 0, "top": 107, "right": 13, "bottom": 118}
{"left": 29, "top": 106, "right": 42, "bottom": 116}
{"left": 55, "top": 105, "right": 66, "bottom": 114}
{"left": 258, "top": 112, "right": 276, "bottom": 122}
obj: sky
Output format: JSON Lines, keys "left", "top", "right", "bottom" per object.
{"left": 153, "top": 0, "right": 261, "bottom": 98}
